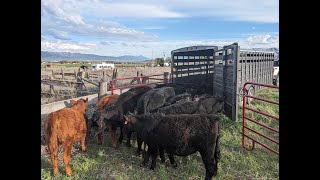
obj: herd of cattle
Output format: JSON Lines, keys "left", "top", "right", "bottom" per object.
{"left": 43, "top": 85, "right": 224, "bottom": 180}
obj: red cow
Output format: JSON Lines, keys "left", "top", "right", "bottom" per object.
{"left": 44, "top": 98, "right": 88, "bottom": 176}
{"left": 94, "top": 95, "right": 119, "bottom": 147}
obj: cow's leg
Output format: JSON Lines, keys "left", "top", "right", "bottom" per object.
{"left": 199, "top": 147, "right": 217, "bottom": 180}
{"left": 141, "top": 147, "right": 150, "bottom": 167}
{"left": 159, "top": 147, "right": 165, "bottom": 163}
{"left": 63, "top": 142, "right": 73, "bottom": 176}
{"left": 168, "top": 153, "right": 178, "bottom": 168}
{"left": 118, "top": 124, "right": 123, "bottom": 144}
{"left": 97, "top": 132, "right": 104, "bottom": 145}
{"left": 126, "top": 130, "right": 132, "bottom": 147}
{"left": 48, "top": 141, "right": 59, "bottom": 175}
{"left": 136, "top": 133, "right": 142, "bottom": 156}
{"left": 149, "top": 145, "right": 158, "bottom": 170}
{"left": 109, "top": 125, "right": 118, "bottom": 148}
{"left": 81, "top": 132, "right": 87, "bottom": 152}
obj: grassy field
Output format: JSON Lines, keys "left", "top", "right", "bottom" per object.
{"left": 41, "top": 88, "right": 279, "bottom": 179}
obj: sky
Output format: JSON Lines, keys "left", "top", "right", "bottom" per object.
{"left": 41, "top": 0, "right": 279, "bottom": 59}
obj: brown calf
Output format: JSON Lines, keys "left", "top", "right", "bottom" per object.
{"left": 95, "top": 95, "right": 119, "bottom": 147}
{"left": 44, "top": 98, "right": 88, "bottom": 176}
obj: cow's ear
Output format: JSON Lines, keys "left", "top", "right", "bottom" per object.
{"left": 70, "top": 100, "right": 77, "bottom": 105}
{"left": 123, "top": 115, "right": 128, "bottom": 124}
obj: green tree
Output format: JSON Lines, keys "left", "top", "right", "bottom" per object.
{"left": 60, "top": 60, "right": 69, "bottom": 64}
{"left": 154, "top": 57, "right": 164, "bottom": 67}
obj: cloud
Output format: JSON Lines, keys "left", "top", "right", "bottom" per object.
{"left": 41, "top": 40, "right": 96, "bottom": 52}
{"left": 85, "top": 3, "right": 185, "bottom": 18}
{"left": 42, "top": 33, "right": 277, "bottom": 58}
{"left": 78, "top": 0, "right": 278, "bottom": 23}
{"left": 246, "top": 34, "right": 279, "bottom": 47}
{"left": 41, "top": 0, "right": 158, "bottom": 40}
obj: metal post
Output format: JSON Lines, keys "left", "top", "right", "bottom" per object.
{"left": 163, "top": 72, "right": 169, "bottom": 83}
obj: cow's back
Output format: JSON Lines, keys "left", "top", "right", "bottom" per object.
{"left": 156, "top": 101, "right": 198, "bottom": 114}
{"left": 96, "top": 94, "right": 119, "bottom": 110}
{"left": 46, "top": 108, "right": 87, "bottom": 144}
{"left": 137, "top": 87, "right": 175, "bottom": 114}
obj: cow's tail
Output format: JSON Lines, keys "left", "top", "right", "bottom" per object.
{"left": 144, "top": 96, "right": 150, "bottom": 114}
{"left": 44, "top": 114, "right": 57, "bottom": 147}
{"left": 214, "top": 123, "right": 221, "bottom": 160}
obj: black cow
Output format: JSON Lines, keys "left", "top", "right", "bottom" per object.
{"left": 91, "top": 86, "right": 151, "bottom": 148}
{"left": 136, "top": 86, "right": 175, "bottom": 114}
{"left": 123, "top": 113, "right": 221, "bottom": 180}
{"left": 129, "top": 86, "right": 175, "bottom": 155}
{"left": 164, "top": 92, "right": 192, "bottom": 106}
{"left": 152, "top": 96, "right": 224, "bottom": 115}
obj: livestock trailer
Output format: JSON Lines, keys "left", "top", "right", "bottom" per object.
{"left": 170, "top": 43, "right": 276, "bottom": 121}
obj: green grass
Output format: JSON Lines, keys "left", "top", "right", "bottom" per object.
{"left": 41, "top": 88, "right": 279, "bottom": 179}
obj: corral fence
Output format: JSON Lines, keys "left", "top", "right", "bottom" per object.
{"left": 110, "top": 72, "right": 170, "bottom": 95}
{"left": 41, "top": 68, "right": 117, "bottom": 99}
{"left": 242, "top": 82, "right": 279, "bottom": 155}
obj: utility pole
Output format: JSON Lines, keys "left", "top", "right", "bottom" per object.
{"left": 152, "top": 49, "right": 154, "bottom": 68}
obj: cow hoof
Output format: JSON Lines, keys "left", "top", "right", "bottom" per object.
{"left": 140, "top": 162, "right": 146, "bottom": 167}
{"left": 172, "top": 163, "right": 178, "bottom": 168}
{"left": 136, "top": 151, "right": 141, "bottom": 156}
{"left": 97, "top": 141, "right": 102, "bottom": 145}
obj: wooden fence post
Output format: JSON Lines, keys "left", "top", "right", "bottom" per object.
{"left": 137, "top": 71, "right": 141, "bottom": 84}
{"left": 62, "top": 70, "right": 64, "bottom": 80}
{"left": 98, "top": 81, "right": 108, "bottom": 101}
{"left": 52, "top": 70, "right": 55, "bottom": 79}
{"left": 163, "top": 72, "right": 170, "bottom": 83}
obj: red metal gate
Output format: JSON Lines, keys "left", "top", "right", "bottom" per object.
{"left": 110, "top": 73, "right": 169, "bottom": 95}
{"left": 242, "top": 82, "right": 279, "bottom": 155}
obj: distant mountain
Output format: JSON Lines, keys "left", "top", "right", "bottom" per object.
{"left": 41, "top": 51, "right": 150, "bottom": 62}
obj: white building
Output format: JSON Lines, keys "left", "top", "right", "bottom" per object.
{"left": 164, "top": 62, "right": 170, "bottom": 67}
{"left": 91, "top": 62, "right": 115, "bottom": 70}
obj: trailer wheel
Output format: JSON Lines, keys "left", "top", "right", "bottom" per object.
{"left": 247, "top": 86, "right": 255, "bottom": 104}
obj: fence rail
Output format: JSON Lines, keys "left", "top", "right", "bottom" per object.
{"left": 242, "top": 82, "right": 279, "bottom": 155}
{"left": 110, "top": 73, "right": 169, "bottom": 95}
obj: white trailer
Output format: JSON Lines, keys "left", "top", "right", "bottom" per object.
{"left": 91, "top": 62, "right": 115, "bottom": 70}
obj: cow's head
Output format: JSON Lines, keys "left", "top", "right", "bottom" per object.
{"left": 70, "top": 98, "right": 89, "bottom": 105}
{"left": 93, "top": 110, "right": 106, "bottom": 129}
{"left": 70, "top": 99, "right": 78, "bottom": 105}
{"left": 213, "top": 96, "right": 225, "bottom": 114}
{"left": 194, "top": 95, "right": 200, "bottom": 103}
{"left": 123, "top": 112, "right": 136, "bottom": 133}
